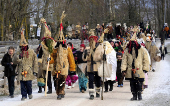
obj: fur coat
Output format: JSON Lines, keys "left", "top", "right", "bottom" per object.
{"left": 121, "top": 47, "right": 149, "bottom": 79}
{"left": 145, "top": 41, "right": 159, "bottom": 63}
{"left": 12, "top": 49, "right": 38, "bottom": 81}
{"left": 50, "top": 45, "right": 76, "bottom": 76}
{"left": 82, "top": 47, "right": 99, "bottom": 72}
{"left": 40, "top": 41, "right": 56, "bottom": 71}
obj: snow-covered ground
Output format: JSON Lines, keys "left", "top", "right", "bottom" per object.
{"left": 0, "top": 39, "right": 170, "bottom": 106}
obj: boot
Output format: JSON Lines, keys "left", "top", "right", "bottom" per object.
{"left": 21, "top": 97, "right": 26, "bottom": 101}
{"left": 109, "top": 81, "right": 113, "bottom": 91}
{"left": 138, "top": 91, "right": 142, "bottom": 100}
{"left": 38, "top": 86, "right": 42, "bottom": 93}
{"left": 104, "top": 81, "right": 108, "bottom": 92}
{"left": 89, "top": 89, "right": 94, "bottom": 100}
{"left": 57, "top": 94, "right": 62, "bottom": 100}
{"left": 28, "top": 95, "right": 33, "bottom": 99}
{"left": 130, "top": 92, "right": 137, "bottom": 101}
{"left": 61, "top": 94, "right": 65, "bottom": 98}
{"left": 96, "top": 87, "right": 100, "bottom": 98}
{"left": 47, "top": 88, "right": 52, "bottom": 94}
{"left": 96, "top": 92, "right": 100, "bottom": 98}
{"left": 89, "top": 95, "right": 94, "bottom": 100}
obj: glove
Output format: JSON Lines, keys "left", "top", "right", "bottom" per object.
{"left": 19, "top": 53, "right": 23, "bottom": 59}
{"left": 47, "top": 57, "right": 51, "bottom": 62}
{"left": 84, "top": 50, "right": 87, "bottom": 58}
{"left": 103, "top": 54, "right": 106, "bottom": 61}
{"left": 122, "top": 71, "right": 126, "bottom": 76}
{"left": 6, "top": 63, "right": 10, "bottom": 66}
{"left": 143, "top": 70, "right": 147, "bottom": 73}
{"left": 33, "top": 72, "right": 37, "bottom": 76}
{"left": 74, "top": 57, "right": 77, "bottom": 61}
{"left": 69, "top": 71, "right": 76, "bottom": 75}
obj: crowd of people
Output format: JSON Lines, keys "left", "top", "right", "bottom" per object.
{"left": 1, "top": 11, "right": 169, "bottom": 102}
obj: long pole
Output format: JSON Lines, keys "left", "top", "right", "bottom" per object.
{"left": 45, "top": 54, "right": 50, "bottom": 96}
{"left": 101, "top": 43, "right": 106, "bottom": 100}
{"left": 164, "top": 0, "right": 166, "bottom": 24}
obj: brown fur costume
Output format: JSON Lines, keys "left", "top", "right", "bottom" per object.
{"left": 49, "top": 11, "right": 76, "bottom": 96}
{"left": 13, "top": 49, "right": 38, "bottom": 81}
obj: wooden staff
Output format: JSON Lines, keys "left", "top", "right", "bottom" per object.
{"left": 101, "top": 42, "right": 106, "bottom": 100}
{"left": 45, "top": 54, "right": 50, "bottom": 96}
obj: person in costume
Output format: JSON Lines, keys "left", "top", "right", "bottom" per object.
{"left": 116, "top": 52, "right": 123, "bottom": 87}
{"left": 50, "top": 11, "right": 76, "bottom": 100}
{"left": 82, "top": 29, "right": 100, "bottom": 100}
{"left": 74, "top": 44, "right": 88, "bottom": 93}
{"left": 12, "top": 28, "right": 38, "bottom": 101}
{"left": 121, "top": 32, "right": 150, "bottom": 101}
{"left": 37, "top": 18, "right": 56, "bottom": 94}
{"left": 99, "top": 32, "right": 117, "bottom": 92}
{"left": 145, "top": 36, "right": 159, "bottom": 72}
{"left": 66, "top": 42, "right": 78, "bottom": 89}
{"left": 140, "top": 42, "right": 151, "bottom": 90}
{"left": 83, "top": 29, "right": 117, "bottom": 99}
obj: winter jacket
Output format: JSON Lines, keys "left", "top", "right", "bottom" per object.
{"left": 121, "top": 47, "right": 149, "bottom": 79}
{"left": 160, "top": 30, "right": 166, "bottom": 41}
{"left": 1, "top": 53, "right": 17, "bottom": 77}
{"left": 74, "top": 51, "right": 87, "bottom": 64}
{"left": 12, "top": 49, "right": 38, "bottom": 81}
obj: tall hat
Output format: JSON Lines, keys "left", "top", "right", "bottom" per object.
{"left": 131, "top": 26, "right": 138, "bottom": 32}
{"left": 40, "top": 18, "right": 51, "bottom": 38}
{"left": 130, "top": 32, "right": 137, "bottom": 41}
{"left": 20, "top": 28, "right": 28, "bottom": 46}
{"left": 56, "top": 11, "right": 66, "bottom": 42}
{"left": 88, "top": 29, "right": 98, "bottom": 42}
{"left": 98, "top": 28, "right": 109, "bottom": 43}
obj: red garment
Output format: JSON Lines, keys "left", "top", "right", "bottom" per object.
{"left": 80, "top": 44, "right": 86, "bottom": 49}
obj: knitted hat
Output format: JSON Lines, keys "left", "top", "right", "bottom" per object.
{"left": 19, "top": 28, "right": 28, "bottom": 46}
{"left": 56, "top": 11, "right": 66, "bottom": 42}
{"left": 80, "top": 44, "right": 86, "bottom": 49}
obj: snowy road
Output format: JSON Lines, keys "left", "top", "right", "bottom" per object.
{"left": 0, "top": 39, "right": 170, "bottom": 106}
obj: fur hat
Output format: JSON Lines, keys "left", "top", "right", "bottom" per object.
{"left": 20, "top": 28, "right": 28, "bottom": 46}
{"left": 40, "top": 18, "right": 51, "bottom": 38}
{"left": 56, "top": 11, "right": 66, "bottom": 42}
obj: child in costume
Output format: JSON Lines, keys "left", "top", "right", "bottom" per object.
{"left": 75, "top": 44, "right": 88, "bottom": 93}
{"left": 66, "top": 42, "right": 78, "bottom": 89}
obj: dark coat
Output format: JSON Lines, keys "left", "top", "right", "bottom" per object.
{"left": 74, "top": 51, "right": 87, "bottom": 64}
{"left": 1, "top": 53, "right": 17, "bottom": 77}
{"left": 160, "top": 30, "right": 166, "bottom": 41}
